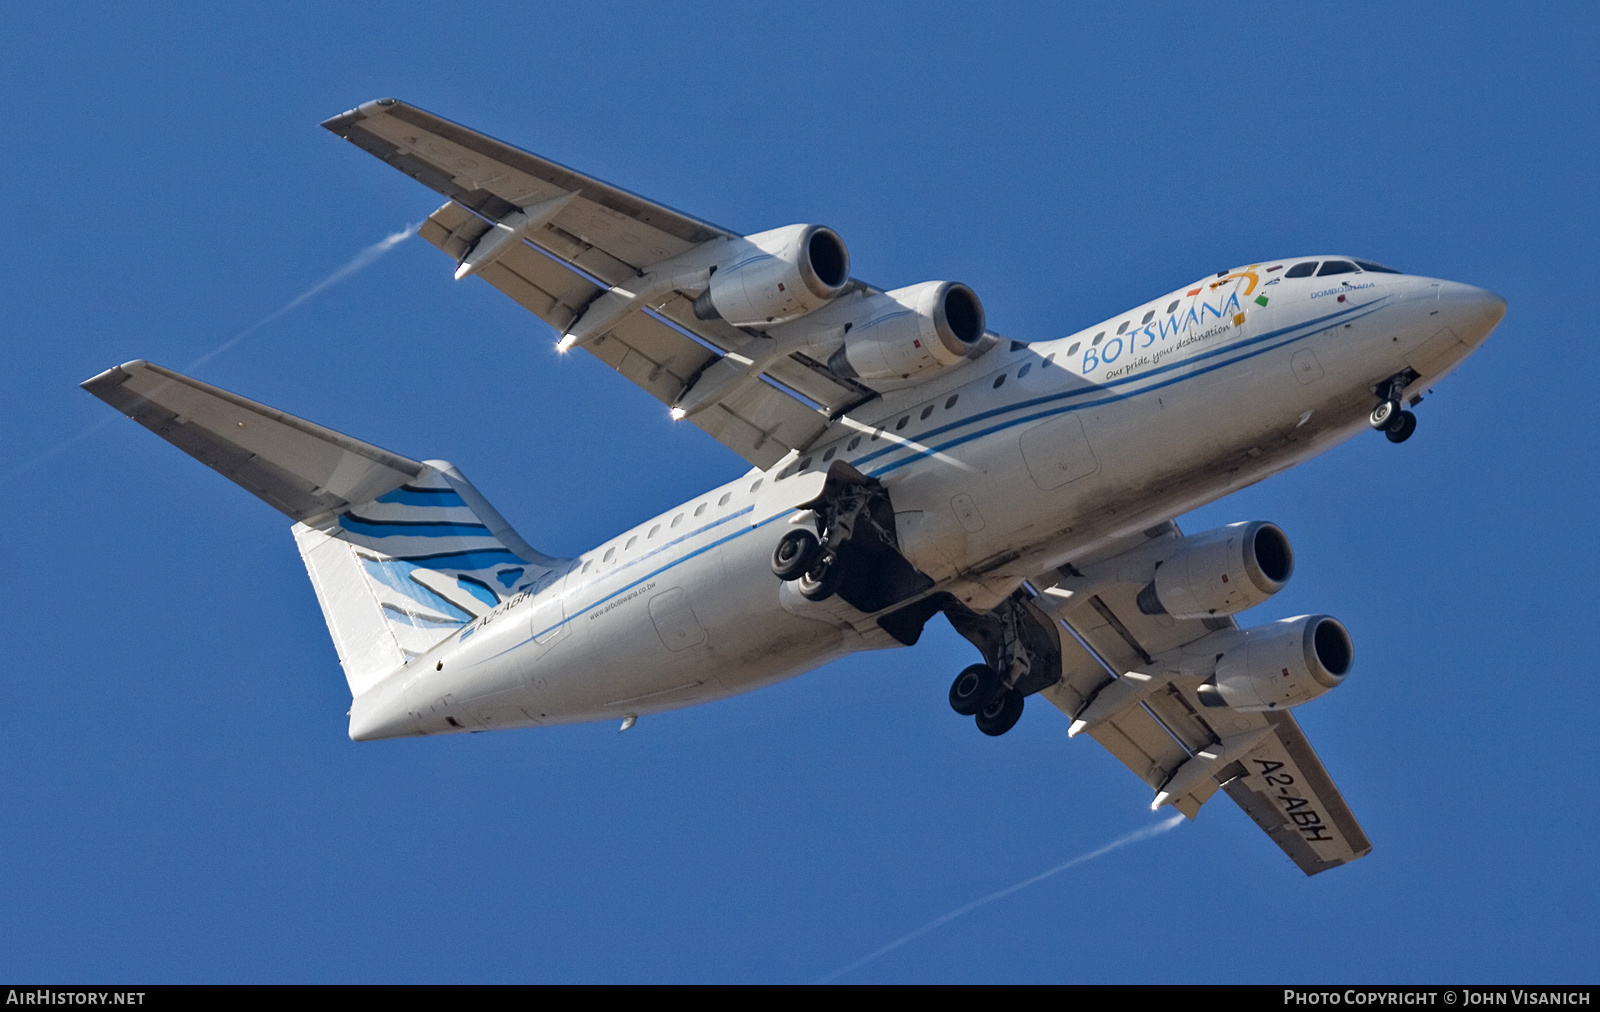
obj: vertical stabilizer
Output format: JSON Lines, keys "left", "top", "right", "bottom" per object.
{"left": 294, "top": 461, "right": 565, "bottom": 696}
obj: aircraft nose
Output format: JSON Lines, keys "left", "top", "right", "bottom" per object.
{"left": 1434, "top": 281, "right": 1507, "bottom": 347}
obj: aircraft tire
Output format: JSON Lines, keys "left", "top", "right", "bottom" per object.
{"left": 1385, "top": 410, "right": 1417, "bottom": 443}
{"left": 949, "top": 663, "right": 1002, "bottom": 716}
{"left": 975, "top": 689, "right": 1025, "bottom": 736}
{"left": 1369, "top": 399, "right": 1400, "bottom": 430}
{"left": 797, "top": 553, "right": 844, "bottom": 601}
{"left": 771, "top": 529, "right": 821, "bottom": 581}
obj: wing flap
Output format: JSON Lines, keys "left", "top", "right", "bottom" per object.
{"left": 421, "top": 202, "right": 599, "bottom": 331}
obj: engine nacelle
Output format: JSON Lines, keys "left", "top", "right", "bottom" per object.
{"left": 692, "top": 224, "right": 850, "bottom": 326}
{"left": 1137, "top": 521, "right": 1294, "bottom": 619}
{"left": 1199, "top": 615, "right": 1354, "bottom": 712}
{"left": 825, "top": 281, "right": 987, "bottom": 382}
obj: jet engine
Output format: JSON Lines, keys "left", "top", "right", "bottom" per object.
{"left": 1197, "top": 615, "right": 1354, "bottom": 711}
{"left": 826, "top": 281, "right": 987, "bottom": 382}
{"left": 692, "top": 224, "right": 851, "bottom": 326}
{"left": 1136, "top": 521, "right": 1294, "bottom": 619}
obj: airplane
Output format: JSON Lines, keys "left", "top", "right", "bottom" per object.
{"left": 83, "top": 98, "right": 1506, "bottom": 875}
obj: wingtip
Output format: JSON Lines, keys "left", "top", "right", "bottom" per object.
{"left": 79, "top": 359, "right": 147, "bottom": 393}
{"left": 320, "top": 98, "right": 401, "bottom": 133}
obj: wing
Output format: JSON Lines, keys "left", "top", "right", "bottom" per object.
{"left": 1029, "top": 523, "right": 1372, "bottom": 876}
{"left": 321, "top": 98, "right": 876, "bottom": 468}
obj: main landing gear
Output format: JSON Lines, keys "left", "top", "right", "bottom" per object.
{"left": 769, "top": 501, "right": 862, "bottom": 603}
{"left": 769, "top": 462, "right": 933, "bottom": 611}
{"left": 1369, "top": 370, "right": 1420, "bottom": 444}
{"left": 942, "top": 594, "right": 1061, "bottom": 737}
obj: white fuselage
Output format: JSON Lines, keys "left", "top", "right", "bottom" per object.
{"left": 348, "top": 262, "right": 1505, "bottom": 739}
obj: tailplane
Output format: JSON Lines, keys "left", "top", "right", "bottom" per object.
{"left": 82, "top": 360, "right": 566, "bottom": 696}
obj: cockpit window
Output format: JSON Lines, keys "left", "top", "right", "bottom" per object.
{"left": 1285, "top": 261, "right": 1318, "bottom": 278}
{"left": 1354, "top": 260, "right": 1401, "bottom": 274}
{"left": 1316, "top": 260, "right": 1358, "bottom": 277}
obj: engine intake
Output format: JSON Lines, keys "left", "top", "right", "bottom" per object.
{"left": 1198, "top": 615, "right": 1353, "bottom": 711}
{"left": 1137, "top": 521, "right": 1294, "bottom": 619}
{"left": 826, "top": 281, "right": 986, "bottom": 382}
{"left": 692, "top": 224, "right": 850, "bottom": 326}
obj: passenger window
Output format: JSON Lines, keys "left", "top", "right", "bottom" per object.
{"left": 749, "top": 480, "right": 762, "bottom": 493}
{"left": 1285, "top": 261, "right": 1319, "bottom": 278}
{"left": 625, "top": 536, "right": 637, "bottom": 551}
{"left": 895, "top": 416, "right": 909, "bottom": 431}
{"left": 1316, "top": 260, "right": 1358, "bottom": 277}
{"left": 1267, "top": 265, "right": 1283, "bottom": 272}
{"left": 870, "top": 431, "right": 880, "bottom": 441}
{"left": 1044, "top": 353, "right": 1055, "bottom": 365}
{"left": 1141, "top": 310, "right": 1154, "bottom": 324}
{"left": 648, "top": 525, "right": 660, "bottom": 538}
{"left": 920, "top": 405, "right": 933, "bottom": 420}
{"left": 603, "top": 548, "right": 615, "bottom": 562}
{"left": 694, "top": 503, "right": 707, "bottom": 516}
{"left": 1116, "top": 322, "right": 1129, "bottom": 335}
{"left": 993, "top": 374, "right": 1006, "bottom": 389}
{"left": 944, "top": 394, "right": 959, "bottom": 409}
{"left": 581, "top": 560, "right": 591, "bottom": 573}
{"left": 822, "top": 446, "right": 836, "bottom": 461}
{"left": 1354, "top": 260, "right": 1402, "bottom": 274}
{"left": 1017, "top": 363, "right": 1031, "bottom": 378}
{"left": 798, "top": 456, "right": 812, "bottom": 469}
{"left": 1093, "top": 332, "right": 1105, "bottom": 345}
{"left": 718, "top": 493, "right": 731, "bottom": 506}
{"left": 670, "top": 514, "right": 683, "bottom": 528}
{"left": 1068, "top": 343, "right": 1080, "bottom": 355}
{"left": 848, "top": 436, "right": 861, "bottom": 450}
{"left": 1166, "top": 300, "right": 1179, "bottom": 313}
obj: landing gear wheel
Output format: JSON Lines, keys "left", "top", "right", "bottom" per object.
{"left": 771, "top": 529, "right": 821, "bottom": 581}
{"left": 797, "top": 552, "right": 844, "bottom": 601}
{"left": 975, "top": 689, "right": 1025, "bottom": 737}
{"left": 1385, "top": 409, "right": 1417, "bottom": 444}
{"left": 1369, "top": 399, "right": 1401, "bottom": 430}
{"left": 949, "top": 663, "right": 1002, "bottom": 716}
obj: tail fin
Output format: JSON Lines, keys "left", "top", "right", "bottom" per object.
{"left": 295, "top": 460, "right": 564, "bottom": 694}
{"left": 83, "top": 360, "right": 566, "bottom": 696}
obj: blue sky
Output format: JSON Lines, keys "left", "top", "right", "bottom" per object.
{"left": 3, "top": 2, "right": 1597, "bottom": 983}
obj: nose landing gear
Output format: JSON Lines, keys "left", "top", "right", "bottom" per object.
{"left": 1369, "top": 370, "right": 1420, "bottom": 444}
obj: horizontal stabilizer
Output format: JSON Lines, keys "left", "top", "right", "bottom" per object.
{"left": 82, "top": 360, "right": 423, "bottom": 524}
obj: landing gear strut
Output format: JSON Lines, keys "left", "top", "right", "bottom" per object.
{"left": 1369, "top": 370, "right": 1419, "bottom": 444}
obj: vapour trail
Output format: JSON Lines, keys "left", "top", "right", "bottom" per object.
{"left": 2, "top": 223, "right": 420, "bottom": 483}
{"left": 816, "top": 812, "right": 1186, "bottom": 984}
{"left": 182, "top": 222, "right": 419, "bottom": 371}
